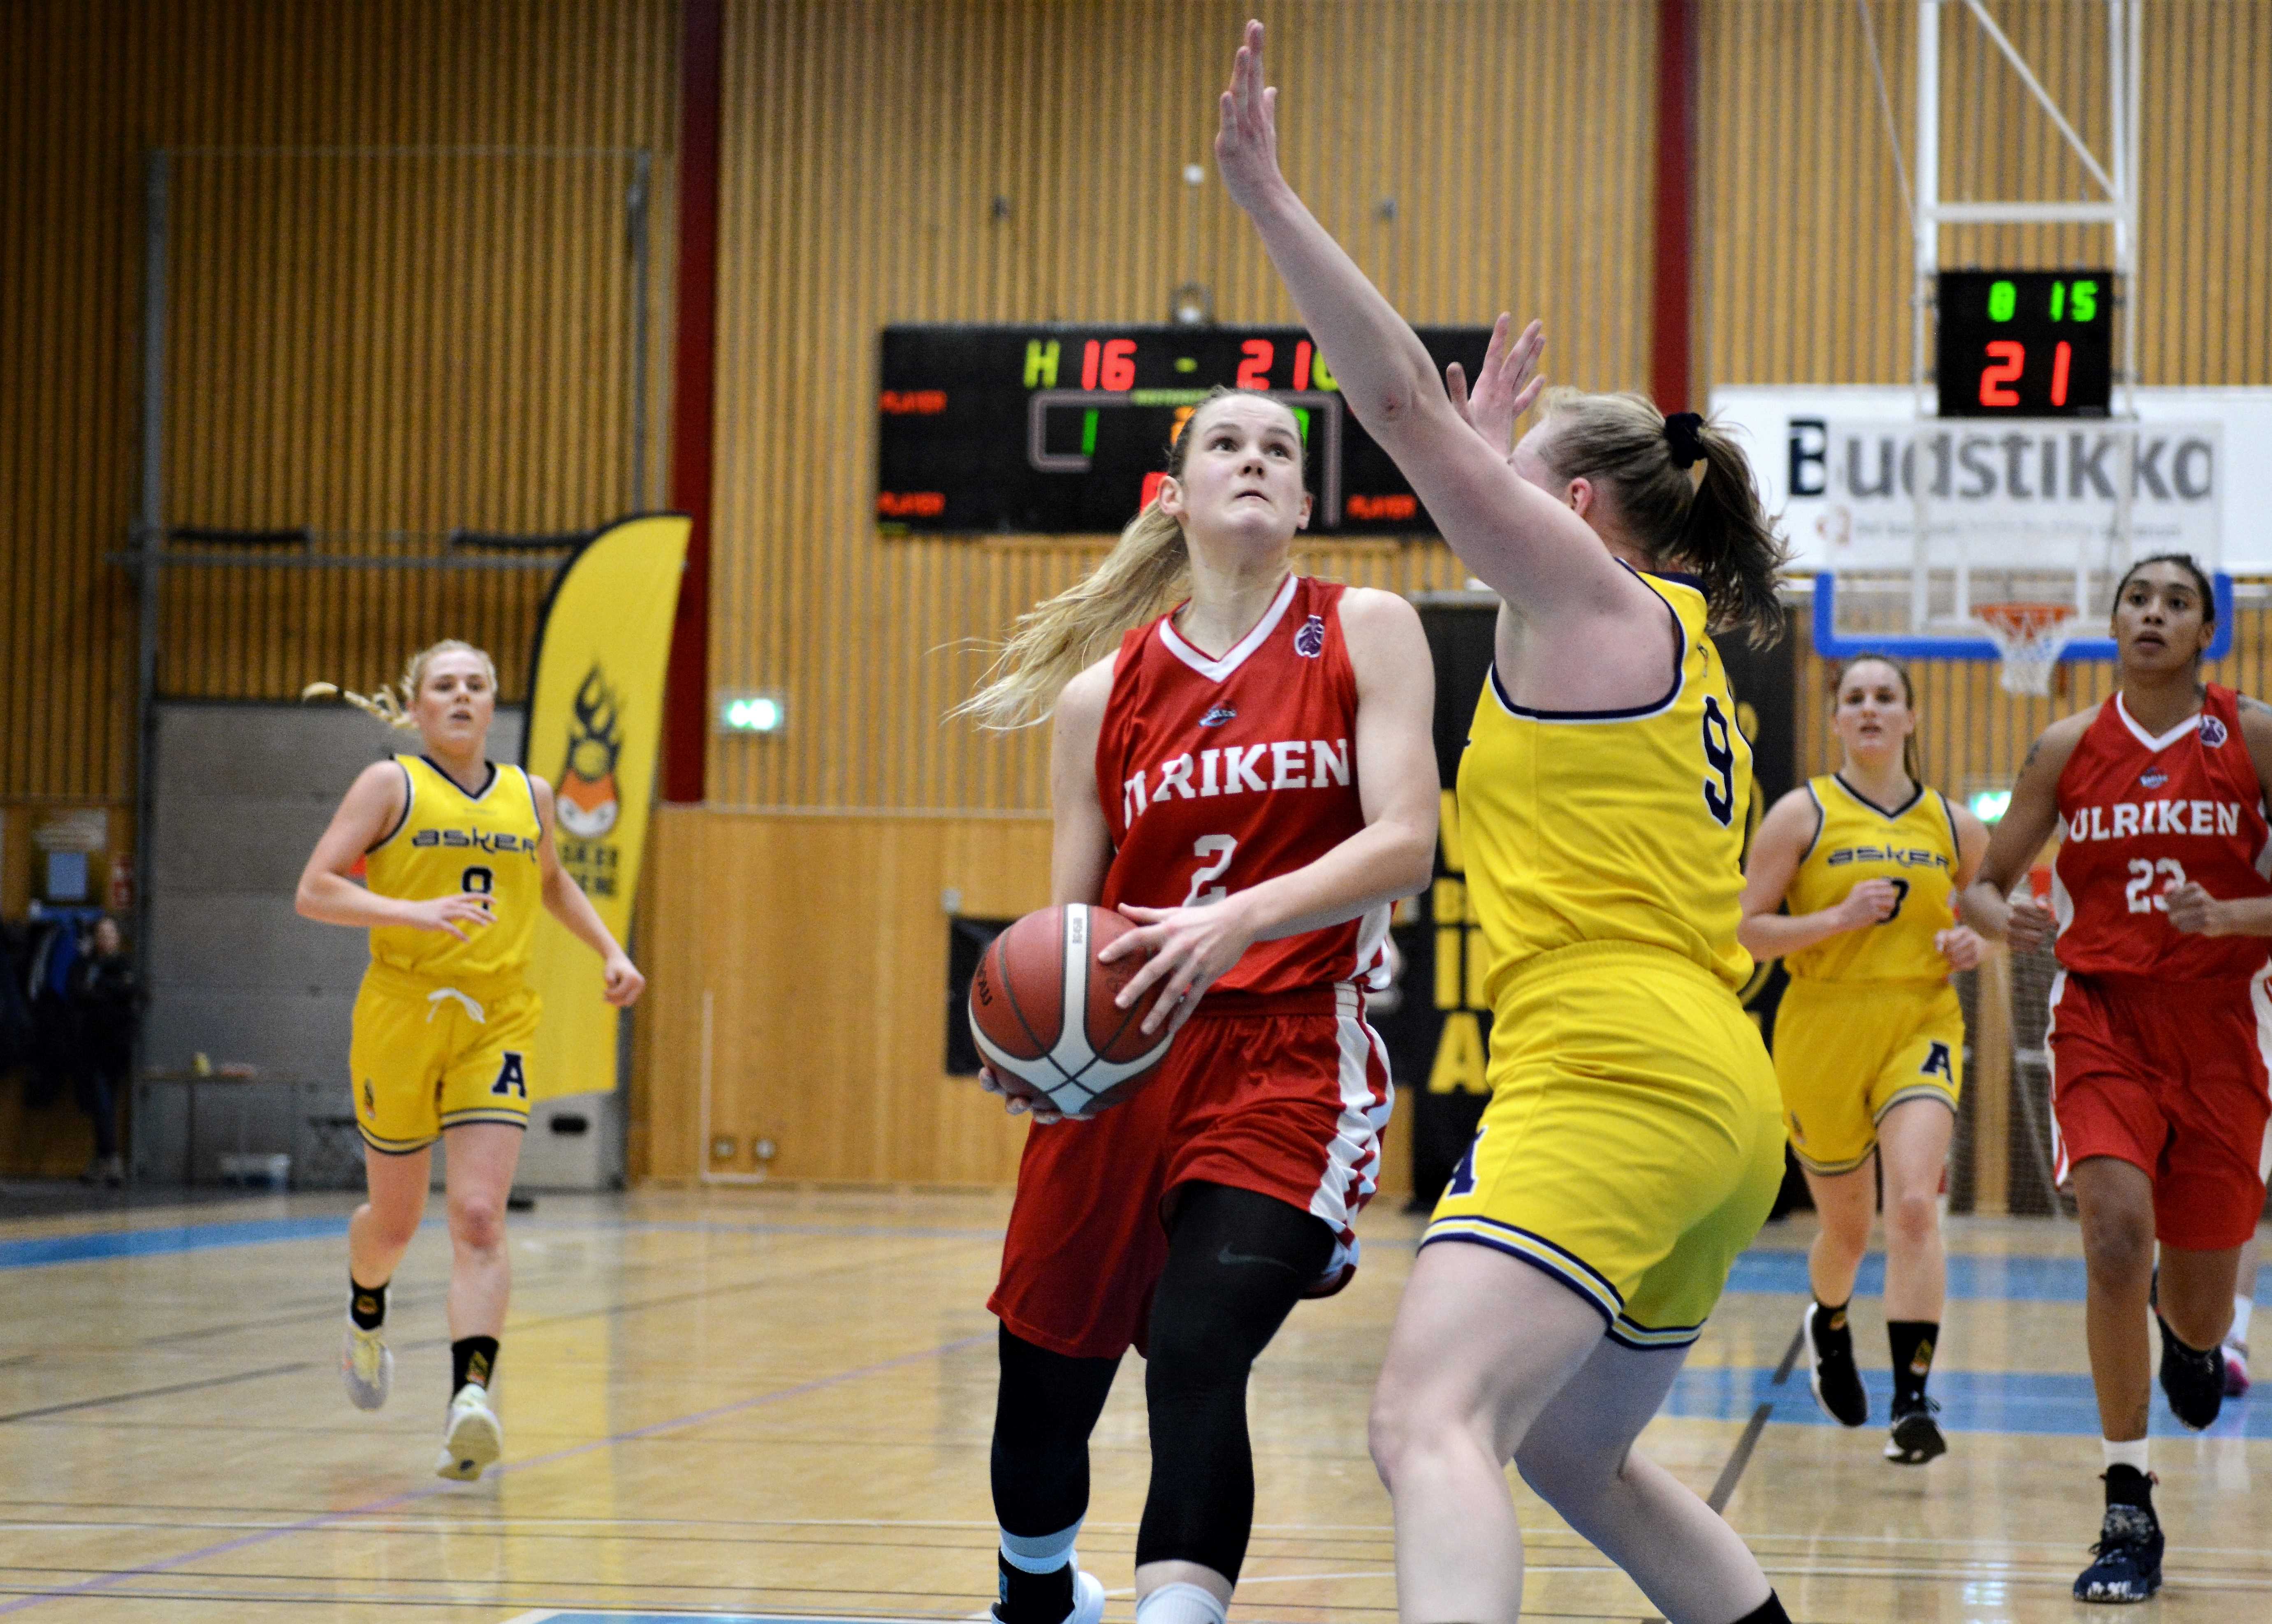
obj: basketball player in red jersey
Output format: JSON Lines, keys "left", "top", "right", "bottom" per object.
{"left": 956, "top": 388, "right": 1437, "bottom": 1624}
{"left": 1961, "top": 554, "right": 2272, "bottom": 1604}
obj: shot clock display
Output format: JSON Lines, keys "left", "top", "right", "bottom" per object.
{"left": 1936, "top": 270, "right": 2114, "bottom": 417}
{"left": 876, "top": 324, "right": 1491, "bottom": 535}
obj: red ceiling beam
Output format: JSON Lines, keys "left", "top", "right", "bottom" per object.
{"left": 1650, "top": 0, "right": 1699, "bottom": 412}
{"left": 661, "top": 0, "right": 723, "bottom": 802}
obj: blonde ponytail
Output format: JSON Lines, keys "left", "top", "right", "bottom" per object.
{"left": 953, "top": 504, "right": 1191, "bottom": 730}
{"left": 303, "top": 638, "right": 497, "bottom": 732}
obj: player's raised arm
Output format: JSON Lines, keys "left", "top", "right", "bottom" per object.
{"left": 1211, "top": 22, "right": 1632, "bottom": 619}
{"left": 1959, "top": 715, "right": 2088, "bottom": 951}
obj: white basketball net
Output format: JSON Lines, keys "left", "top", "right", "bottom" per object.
{"left": 1976, "top": 602, "right": 2082, "bottom": 696}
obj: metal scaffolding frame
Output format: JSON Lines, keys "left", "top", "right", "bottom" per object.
{"left": 1904, "top": 0, "right": 2144, "bottom": 631}
{"left": 125, "top": 145, "right": 656, "bottom": 1126}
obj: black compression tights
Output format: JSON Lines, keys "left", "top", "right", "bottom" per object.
{"left": 990, "top": 1182, "right": 1335, "bottom": 1583}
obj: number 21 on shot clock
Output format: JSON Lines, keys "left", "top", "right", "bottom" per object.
{"left": 1936, "top": 269, "right": 2115, "bottom": 418}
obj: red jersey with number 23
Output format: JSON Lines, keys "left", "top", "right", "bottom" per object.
{"left": 2050, "top": 683, "right": 2272, "bottom": 981}
{"left": 1095, "top": 574, "right": 1389, "bottom": 997}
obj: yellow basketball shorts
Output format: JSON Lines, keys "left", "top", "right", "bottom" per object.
{"left": 348, "top": 963, "right": 540, "bottom": 1154}
{"left": 1424, "top": 942, "right": 1785, "bottom": 1350}
{"left": 1772, "top": 978, "right": 1963, "bottom": 1176}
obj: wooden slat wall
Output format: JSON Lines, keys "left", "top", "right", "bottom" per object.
{"left": 0, "top": 0, "right": 678, "bottom": 802}
{"left": 709, "top": 0, "right": 1661, "bottom": 814}
{"left": 1699, "top": 0, "right": 2272, "bottom": 395}
{"left": 155, "top": 147, "right": 657, "bottom": 702}
{"left": 635, "top": 804, "right": 1416, "bottom": 1193}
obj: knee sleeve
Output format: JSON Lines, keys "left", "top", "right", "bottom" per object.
{"left": 991, "top": 1326, "right": 1120, "bottom": 1538}
{"left": 1135, "top": 1183, "right": 1335, "bottom": 1581}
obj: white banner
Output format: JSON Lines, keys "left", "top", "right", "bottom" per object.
{"left": 1707, "top": 386, "right": 2272, "bottom": 574}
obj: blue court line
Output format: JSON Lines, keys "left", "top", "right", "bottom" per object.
{"left": 1725, "top": 1249, "right": 2090, "bottom": 1302}
{"left": 0, "top": 1216, "right": 352, "bottom": 1272}
{"left": 0, "top": 1215, "right": 2151, "bottom": 1305}
{"left": 1665, "top": 1364, "right": 2271, "bottom": 1439}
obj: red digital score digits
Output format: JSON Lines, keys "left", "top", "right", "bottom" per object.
{"left": 1080, "top": 338, "right": 1137, "bottom": 391}
{"left": 1237, "top": 338, "right": 1273, "bottom": 389}
{"left": 1975, "top": 339, "right": 2077, "bottom": 410}
{"left": 1978, "top": 340, "right": 2025, "bottom": 408}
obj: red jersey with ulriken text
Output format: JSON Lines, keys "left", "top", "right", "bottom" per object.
{"left": 1095, "top": 574, "right": 1389, "bottom": 997}
{"left": 2050, "top": 683, "right": 2272, "bottom": 982}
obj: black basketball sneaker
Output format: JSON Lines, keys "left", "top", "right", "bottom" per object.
{"left": 1803, "top": 1301, "right": 1869, "bottom": 1427}
{"left": 1883, "top": 1395, "right": 1946, "bottom": 1465}
{"left": 2075, "top": 1499, "right": 2163, "bottom": 1604}
{"left": 2157, "top": 1313, "right": 2225, "bottom": 1430}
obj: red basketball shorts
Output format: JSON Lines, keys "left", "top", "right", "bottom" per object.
{"left": 989, "top": 985, "right": 1393, "bottom": 1360}
{"left": 2048, "top": 968, "right": 2272, "bottom": 1250}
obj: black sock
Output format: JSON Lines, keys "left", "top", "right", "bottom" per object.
{"left": 1888, "top": 1320, "right": 1937, "bottom": 1409}
{"left": 349, "top": 1276, "right": 388, "bottom": 1331}
{"left": 451, "top": 1336, "right": 499, "bottom": 1394}
{"left": 1729, "top": 1593, "right": 1791, "bottom": 1624}
{"left": 1813, "top": 1297, "right": 1850, "bottom": 1334}
{"left": 2104, "top": 1463, "right": 2154, "bottom": 1510}
{"left": 995, "top": 1553, "right": 1073, "bottom": 1624}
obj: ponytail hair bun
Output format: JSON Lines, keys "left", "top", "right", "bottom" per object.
{"left": 302, "top": 639, "right": 496, "bottom": 732}
{"left": 1534, "top": 389, "right": 1790, "bottom": 646}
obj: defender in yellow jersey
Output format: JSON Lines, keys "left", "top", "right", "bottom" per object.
{"left": 1741, "top": 655, "right": 1987, "bottom": 1466}
{"left": 1435, "top": 569, "right": 1785, "bottom": 1348}
{"left": 297, "top": 640, "right": 644, "bottom": 1482}
{"left": 1222, "top": 57, "right": 1803, "bottom": 1616}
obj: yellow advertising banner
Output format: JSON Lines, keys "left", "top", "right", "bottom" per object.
{"left": 522, "top": 512, "right": 690, "bottom": 1100}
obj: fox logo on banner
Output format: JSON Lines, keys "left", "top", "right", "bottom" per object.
{"left": 556, "top": 666, "right": 624, "bottom": 839}
{"left": 523, "top": 513, "right": 691, "bottom": 1101}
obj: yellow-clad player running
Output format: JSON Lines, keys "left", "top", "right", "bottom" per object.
{"left": 1219, "top": 23, "right": 1797, "bottom": 1623}
{"left": 296, "top": 639, "right": 644, "bottom": 1480}
{"left": 1739, "top": 655, "right": 1987, "bottom": 1466}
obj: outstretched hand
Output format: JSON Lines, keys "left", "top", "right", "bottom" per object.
{"left": 1446, "top": 315, "right": 1546, "bottom": 459}
{"left": 1215, "top": 19, "right": 1286, "bottom": 216}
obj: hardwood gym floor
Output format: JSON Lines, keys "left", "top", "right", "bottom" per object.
{"left": 0, "top": 1188, "right": 2264, "bottom": 1621}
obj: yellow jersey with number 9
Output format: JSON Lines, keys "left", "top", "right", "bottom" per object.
{"left": 1457, "top": 572, "right": 1754, "bottom": 1002}
{"left": 364, "top": 754, "right": 544, "bottom": 986}
{"left": 1782, "top": 774, "right": 1961, "bottom": 983}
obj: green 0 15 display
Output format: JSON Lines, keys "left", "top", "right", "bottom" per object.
{"left": 1936, "top": 270, "right": 2115, "bottom": 418}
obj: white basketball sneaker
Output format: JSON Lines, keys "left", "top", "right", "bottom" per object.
{"left": 1067, "top": 1569, "right": 1104, "bottom": 1624}
{"left": 340, "top": 1320, "right": 392, "bottom": 1411}
{"left": 434, "top": 1383, "right": 503, "bottom": 1480}
{"left": 986, "top": 1559, "right": 1104, "bottom": 1624}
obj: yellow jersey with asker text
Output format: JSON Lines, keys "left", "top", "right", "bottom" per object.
{"left": 1782, "top": 772, "right": 1961, "bottom": 983}
{"left": 363, "top": 754, "right": 544, "bottom": 986}
{"left": 1456, "top": 570, "right": 1755, "bottom": 1001}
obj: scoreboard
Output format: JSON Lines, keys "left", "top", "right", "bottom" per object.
{"left": 876, "top": 324, "right": 1493, "bottom": 537}
{"left": 1936, "top": 270, "right": 2114, "bottom": 418}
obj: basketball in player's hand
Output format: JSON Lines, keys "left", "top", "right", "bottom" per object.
{"left": 967, "top": 904, "right": 1175, "bottom": 1118}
